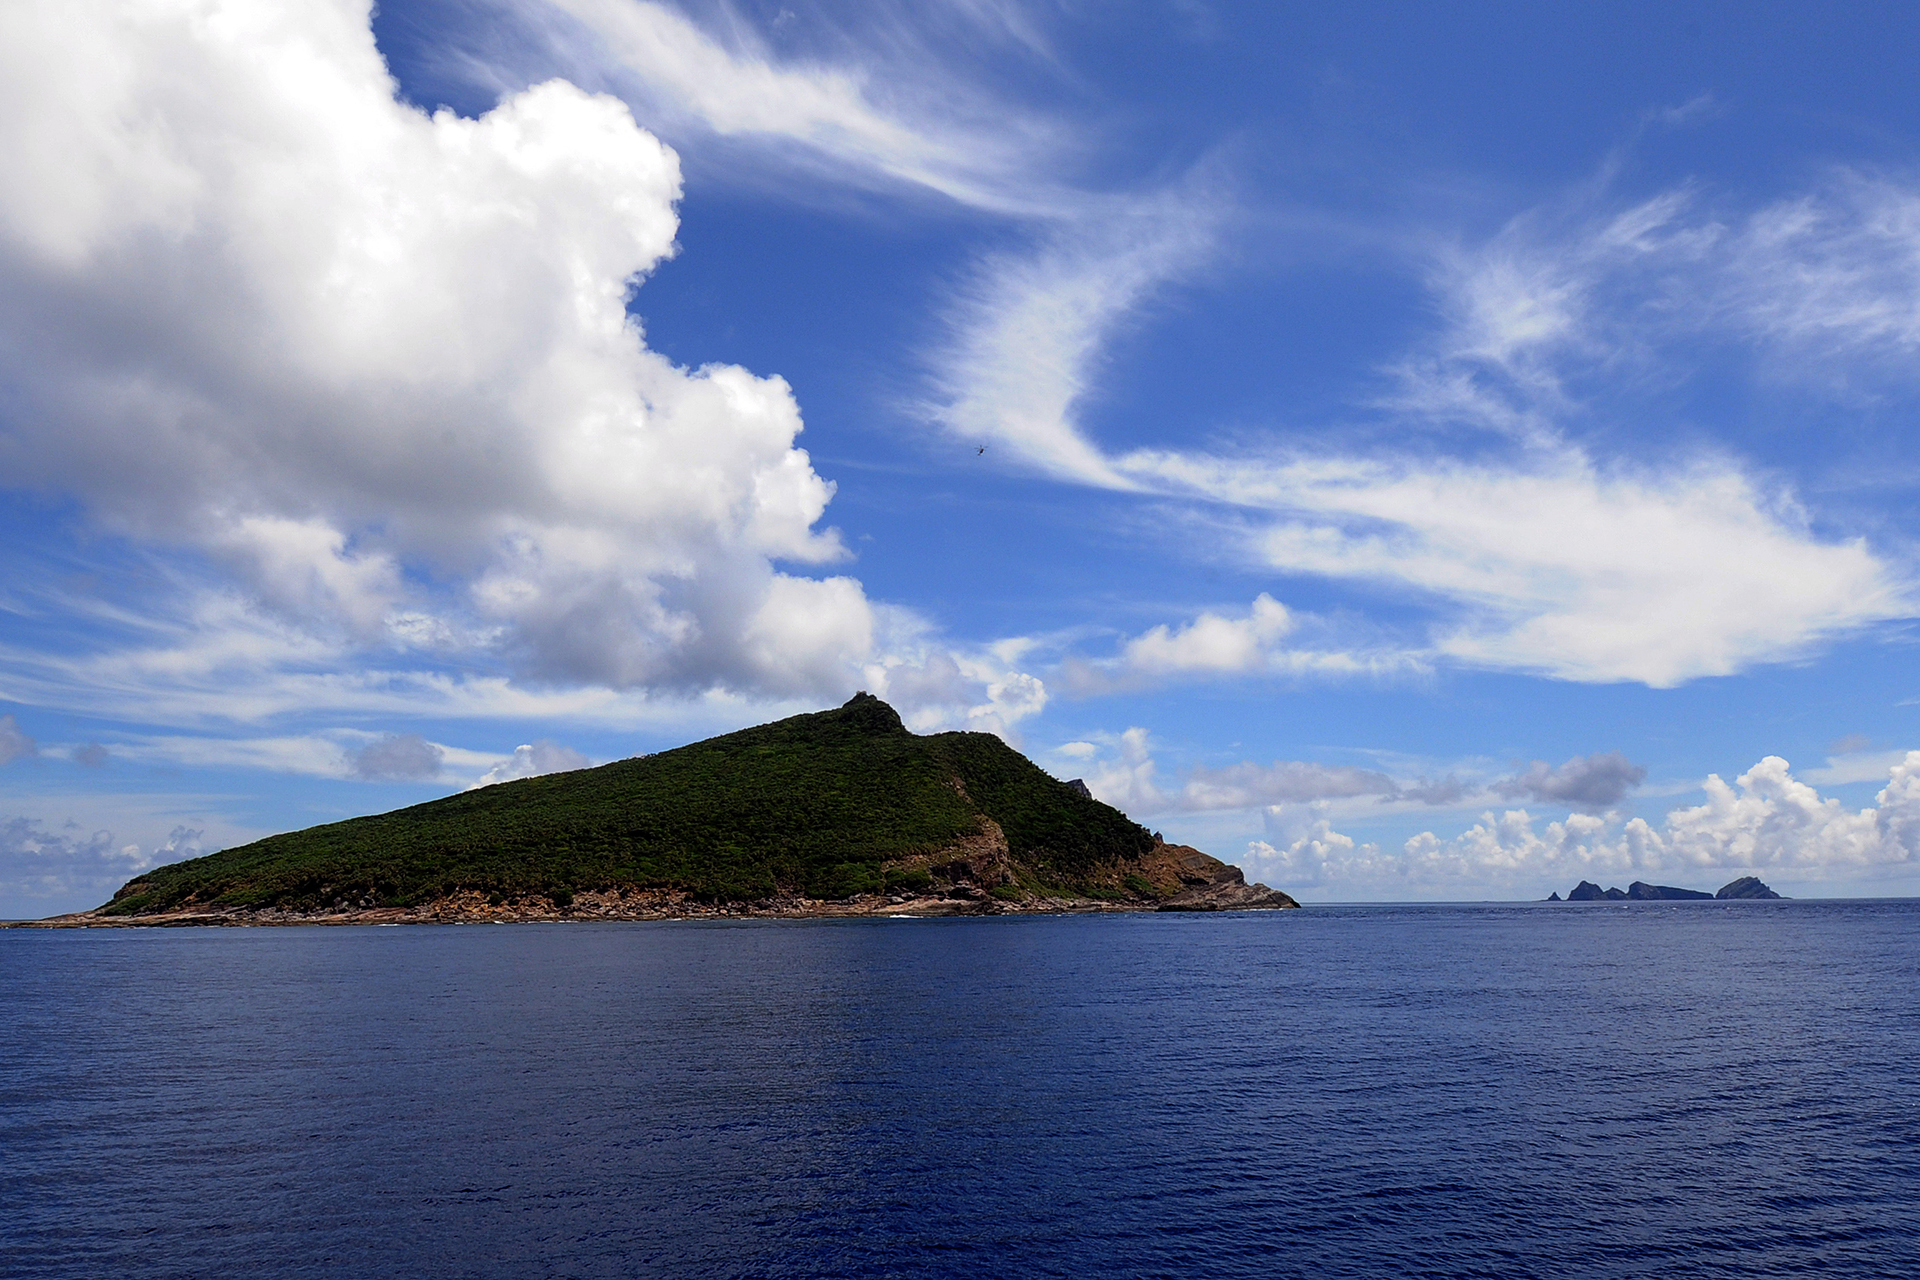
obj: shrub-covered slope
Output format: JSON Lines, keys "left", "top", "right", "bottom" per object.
{"left": 102, "top": 694, "right": 1160, "bottom": 915}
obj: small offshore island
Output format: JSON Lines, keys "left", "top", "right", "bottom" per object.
{"left": 1547, "top": 875, "right": 1785, "bottom": 902}
{"left": 24, "top": 694, "right": 1297, "bottom": 928}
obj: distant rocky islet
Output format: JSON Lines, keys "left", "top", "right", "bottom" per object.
{"left": 1546, "top": 875, "right": 1784, "bottom": 902}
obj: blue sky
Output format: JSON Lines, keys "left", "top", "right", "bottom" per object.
{"left": 7, "top": 0, "right": 1920, "bottom": 914}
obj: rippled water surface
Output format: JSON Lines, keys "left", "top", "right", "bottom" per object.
{"left": 4, "top": 902, "right": 1918, "bottom": 1278}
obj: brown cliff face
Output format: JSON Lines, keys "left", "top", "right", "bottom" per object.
{"left": 1134, "top": 840, "right": 1300, "bottom": 911}
{"left": 867, "top": 820, "right": 1301, "bottom": 913}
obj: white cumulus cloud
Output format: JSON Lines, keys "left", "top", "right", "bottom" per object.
{"left": 862, "top": 629, "right": 1050, "bottom": 740}
{"left": 0, "top": 0, "right": 875, "bottom": 700}
{"left": 1121, "top": 593, "right": 1295, "bottom": 676}
{"left": 476, "top": 739, "right": 593, "bottom": 787}
{"left": 1065, "top": 594, "right": 1424, "bottom": 693}
{"left": 1083, "top": 726, "right": 1164, "bottom": 814}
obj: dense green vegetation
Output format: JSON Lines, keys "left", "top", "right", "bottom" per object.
{"left": 103, "top": 694, "right": 1156, "bottom": 914}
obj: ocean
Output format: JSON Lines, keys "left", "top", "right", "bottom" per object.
{"left": 3, "top": 901, "right": 1917, "bottom": 1278}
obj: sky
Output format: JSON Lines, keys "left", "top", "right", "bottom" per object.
{"left": 8, "top": 0, "right": 1920, "bottom": 915}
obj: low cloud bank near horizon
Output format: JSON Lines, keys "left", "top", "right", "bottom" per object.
{"left": 1079, "top": 731, "right": 1645, "bottom": 819}
{"left": 0, "top": 816, "right": 198, "bottom": 913}
{"left": 1069, "top": 729, "right": 1920, "bottom": 891}
{"left": 1249, "top": 754, "right": 1920, "bottom": 894}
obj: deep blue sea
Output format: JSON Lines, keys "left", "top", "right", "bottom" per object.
{"left": 4, "top": 901, "right": 1918, "bottom": 1279}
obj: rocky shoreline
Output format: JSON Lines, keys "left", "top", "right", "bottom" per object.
{"left": 12, "top": 842, "right": 1298, "bottom": 928}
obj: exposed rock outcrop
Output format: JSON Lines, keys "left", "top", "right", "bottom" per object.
{"left": 1146, "top": 842, "right": 1299, "bottom": 911}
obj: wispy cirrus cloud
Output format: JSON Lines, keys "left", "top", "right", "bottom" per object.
{"left": 107, "top": 730, "right": 494, "bottom": 784}
{"left": 527, "top": 0, "right": 1072, "bottom": 213}
{"left": 1139, "top": 452, "right": 1904, "bottom": 687}
{"left": 1722, "top": 174, "right": 1920, "bottom": 365}
{"left": 524, "top": 0, "right": 1238, "bottom": 493}
{"left": 6, "top": 0, "right": 1919, "bottom": 840}
{"left": 943, "top": 169, "right": 1920, "bottom": 688}
{"left": 925, "top": 190, "right": 1226, "bottom": 487}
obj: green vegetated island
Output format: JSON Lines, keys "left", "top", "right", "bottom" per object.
{"left": 46, "top": 694, "right": 1298, "bottom": 926}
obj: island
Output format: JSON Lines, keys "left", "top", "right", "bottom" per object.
{"left": 1713, "top": 876, "right": 1784, "bottom": 900}
{"left": 40, "top": 693, "right": 1298, "bottom": 926}
{"left": 1556, "top": 876, "right": 1784, "bottom": 902}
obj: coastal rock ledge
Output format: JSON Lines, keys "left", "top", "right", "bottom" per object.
{"left": 1149, "top": 844, "right": 1300, "bottom": 912}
